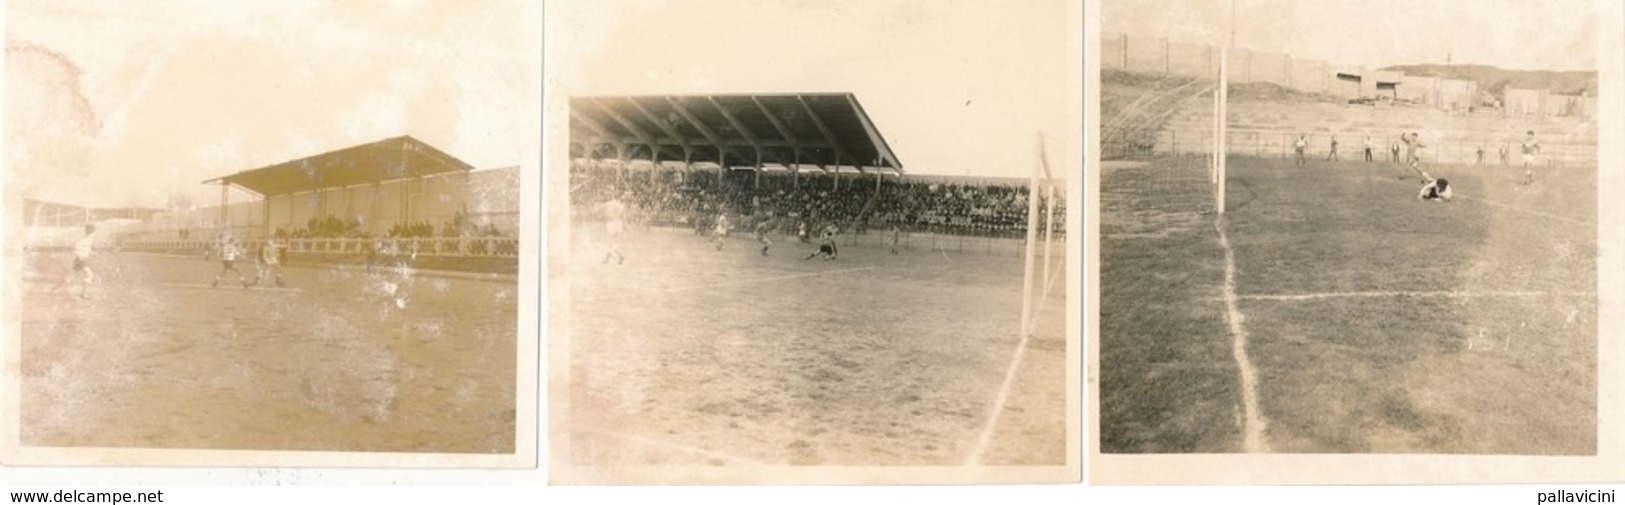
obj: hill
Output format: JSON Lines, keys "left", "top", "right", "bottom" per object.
{"left": 1381, "top": 64, "right": 1596, "bottom": 98}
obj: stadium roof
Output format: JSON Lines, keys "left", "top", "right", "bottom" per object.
{"left": 569, "top": 93, "right": 904, "bottom": 175}
{"left": 202, "top": 135, "right": 475, "bottom": 197}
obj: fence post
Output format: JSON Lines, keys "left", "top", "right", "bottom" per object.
{"left": 1164, "top": 38, "right": 1170, "bottom": 75}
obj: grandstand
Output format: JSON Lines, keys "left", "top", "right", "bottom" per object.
{"left": 564, "top": 93, "right": 1068, "bottom": 466}
{"left": 570, "top": 94, "right": 1064, "bottom": 249}
{"left": 114, "top": 136, "right": 520, "bottom": 273}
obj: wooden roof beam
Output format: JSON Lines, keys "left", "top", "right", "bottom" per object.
{"left": 665, "top": 96, "right": 731, "bottom": 161}
{"left": 798, "top": 96, "right": 849, "bottom": 170}
{"left": 706, "top": 97, "right": 764, "bottom": 161}
{"left": 623, "top": 97, "right": 690, "bottom": 152}
{"left": 588, "top": 97, "right": 665, "bottom": 160}
{"left": 751, "top": 97, "right": 801, "bottom": 153}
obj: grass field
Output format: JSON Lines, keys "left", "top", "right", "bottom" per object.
{"left": 1101, "top": 155, "right": 1596, "bottom": 454}
{"left": 18, "top": 253, "right": 517, "bottom": 453}
{"left": 565, "top": 227, "right": 1067, "bottom": 466}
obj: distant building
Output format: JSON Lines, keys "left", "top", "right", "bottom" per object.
{"left": 1098, "top": 34, "right": 1586, "bottom": 117}
{"left": 22, "top": 199, "right": 163, "bottom": 228}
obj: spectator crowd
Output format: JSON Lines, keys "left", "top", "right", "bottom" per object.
{"left": 272, "top": 210, "right": 510, "bottom": 241}
{"left": 570, "top": 162, "right": 1065, "bottom": 237}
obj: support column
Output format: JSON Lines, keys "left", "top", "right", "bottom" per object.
{"left": 615, "top": 144, "right": 627, "bottom": 184}
{"left": 398, "top": 141, "right": 410, "bottom": 232}
{"left": 651, "top": 146, "right": 661, "bottom": 185}
{"left": 408, "top": 177, "right": 420, "bottom": 224}
{"left": 220, "top": 182, "right": 229, "bottom": 231}
{"left": 833, "top": 157, "right": 841, "bottom": 191}
{"left": 682, "top": 147, "right": 693, "bottom": 183}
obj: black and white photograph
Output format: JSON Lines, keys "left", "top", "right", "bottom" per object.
{"left": 1089, "top": 0, "right": 1625, "bottom": 484}
{"left": 3, "top": 0, "right": 539, "bottom": 467}
{"left": 547, "top": 0, "right": 1081, "bottom": 484}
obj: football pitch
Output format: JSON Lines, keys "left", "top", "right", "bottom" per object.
{"left": 18, "top": 252, "right": 518, "bottom": 453}
{"left": 565, "top": 228, "right": 1067, "bottom": 466}
{"left": 1101, "top": 156, "right": 1596, "bottom": 454}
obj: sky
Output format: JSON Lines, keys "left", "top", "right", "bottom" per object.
{"left": 546, "top": 0, "right": 1073, "bottom": 180}
{"left": 5, "top": 0, "right": 534, "bottom": 208}
{"left": 1103, "top": 0, "right": 1598, "bottom": 72}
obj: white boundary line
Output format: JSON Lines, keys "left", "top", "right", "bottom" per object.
{"left": 1236, "top": 290, "right": 1597, "bottom": 301}
{"left": 965, "top": 329, "right": 1029, "bottom": 465}
{"left": 1214, "top": 217, "right": 1271, "bottom": 453}
{"left": 570, "top": 425, "right": 765, "bottom": 466}
{"left": 576, "top": 266, "right": 876, "bottom": 303}
{"left": 963, "top": 248, "right": 1062, "bottom": 464}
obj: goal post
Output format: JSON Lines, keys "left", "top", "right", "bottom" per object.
{"left": 1020, "top": 132, "right": 1062, "bottom": 338}
{"left": 1215, "top": 45, "right": 1228, "bottom": 215}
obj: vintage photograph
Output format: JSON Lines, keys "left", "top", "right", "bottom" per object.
{"left": 1093, "top": 0, "right": 1603, "bottom": 465}
{"left": 547, "top": 0, "right": 1080, "bottom": 484}
{"left": 4, "top": 1, "right": 537, "bottom": 466}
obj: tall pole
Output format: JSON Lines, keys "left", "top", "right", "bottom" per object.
{"left": 1211, "top": 62, "right": 1220, "bottom": 183}
{"left": 1020, "top": 133, "right": 1044, "bottom": 337}
{"left": 220, "top": 182, "right": 229, "bottom": 231}
{"left": 1218, "top": 48, "right": 1229, "bottom": 214}
{"left": 1216, "top": 0, "right": 1233, "bottom": 214}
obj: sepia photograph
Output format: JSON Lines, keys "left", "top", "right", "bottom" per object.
{"left": 546, "top": 0, "right": 1081, "bottom": 484}
{"left": 3, "top": 1, "right": 539, "bottom": 467}
{"left": 1089, "top": 0, "right": 1625, "bottom": 485}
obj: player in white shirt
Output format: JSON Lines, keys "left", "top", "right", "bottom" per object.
{"left": 1363, "top": 136, "right": 1374, "bottom": 163}
{"left": 250, "top": 239, "right": 287, "bottom": 288}
{"left": 1402, "top": 132, "right": 1430, "bottom": 180}
{"left": 71, "top": 224, "right": 96, "bottom": 299}
{"left": 211, "top": 236, "right": 252, "bottom": 288}
{"left": 599, "top": 194, "right": 626, "bottom": 265}
{"left": 1293, "top": 134, "right": 1309, "bottom": 168}
{"left": 1418, "top": 178, "right": 1453, "bottom": 202}
{"left": 1520, "top": 130, "right": 1541, "bottom": 185}
{"left": 711, "top": 213, "right": 732, "bottom": 251}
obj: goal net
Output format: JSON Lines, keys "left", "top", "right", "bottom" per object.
{"left": 1098, "top": 57, "right": 1226, "bottom": 218}
{"left": 1020, "top": 133, "right": 1067, "bottom": 339}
